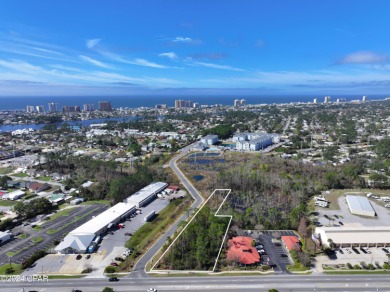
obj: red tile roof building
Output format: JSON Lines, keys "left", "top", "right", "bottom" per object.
{"left": 226, "top": 236, "right": 260, "bottom": 265}
{"left": 281, "top": 235, "right": 301, "bottom": 251}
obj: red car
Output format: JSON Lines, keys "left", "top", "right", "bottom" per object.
{"left": 111, "top": 262, "right": 119, "bottom": 267}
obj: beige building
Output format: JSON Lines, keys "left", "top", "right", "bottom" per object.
{"left": 315, "top": 226, "right": 390, "bottom": 248}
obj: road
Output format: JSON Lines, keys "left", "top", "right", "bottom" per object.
{"left": 3, "top": 274, "right": 390, "bottom": 291}
{"left": 131, "top": 144, "right": 204, "bottom": 277}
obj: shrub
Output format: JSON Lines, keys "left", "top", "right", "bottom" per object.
{"left": 104, "top": 266, "right": 116, "bottom": 274}
{"left": 21, "top": 250, "right": 47, "bottom": 269}
{"left": 353, "top": 264, "right": 361, "bottom": 270}
{"left": 261, "top": 265, "right": 270, "bottom": 271}
{"left": 5, "top": 267, "right": 14, "bottom": 274}
{"left": 367, "top": 263, "right": 375, "bottom": 270}
{"left": 346, "top": 263, "right": 353, "bottom": 269}
{"left": 383, "top": 262, "right": 390, "bottom": 269}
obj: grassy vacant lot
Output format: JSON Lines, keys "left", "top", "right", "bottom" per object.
{"left": 11, "top": 172, "right": 28, "bottom": 178}
{"left": 0, "top": 200, "right": 17, "bottom": 207}
{"left": 0, "top": 167, "right": 14, "bottom": 175}
{"left": 80, "top": 200, "right": 110, "bottom": 205}
{"left": 121, "top": 195, "right": 192, "bottom": 271}
{"left": 0, "top": 263, "right": 23, "bottom": 275}
{"left": 47, "top": 207, "right": 76, "bottom": 221}
{"left": 37, "top": 176, "right": 51, "bottom": 181}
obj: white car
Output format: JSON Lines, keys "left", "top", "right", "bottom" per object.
{"left": 147, "top": 289, "right": 157, "bottom": 292}
{"left": 384, "top": 204, "right": 390, "bottom": 208}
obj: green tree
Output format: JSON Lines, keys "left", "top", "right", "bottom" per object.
{"left": 376, "top": 138, "right": 390, "bottom": 158}
{"left": 0, "top": 175, "right": 11, "bottom": 188}
{"left": 368, "top": 173, "right": 388, "bottom": 188}
{"left": 102, "top": 288, "right": 115, "bottom": 292}
{"left": 325, "top": 172, "right": 341, "bottom": 189}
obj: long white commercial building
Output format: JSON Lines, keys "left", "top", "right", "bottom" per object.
{"left": 55, "top": 182, "right": 167, "bottom": 254}
{"left": 316, "top": 226, "right": 390, "bottom": 248}
{"left": 126, "top": 182, "right": 167, "bottom": 208}
{"left": 55, "top": 202, "right": 136, "bottom": 254}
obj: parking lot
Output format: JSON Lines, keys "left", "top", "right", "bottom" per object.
{"left": 317, "top": 246, "right": 390, "bottom": 270}
{"left": 0, "top": 204, "right": 106, "bottom": 266}
{"left": 315, "top": 193, "right": 390, "bottom": 228}
{"left": 26, "top": 196, "right": 171, "bottom": 276}
{"left": 255, "top": 230, "right": 295, "bottom": 273}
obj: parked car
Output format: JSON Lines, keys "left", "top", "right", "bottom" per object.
{"left": 85, "top": 254, "right": 91, "bottom": 259}
{"left": 338, "top": 249, "right": 344, "bottom": 254}
{"left": 125, "top": 232, "right": 132, "bottom": 236}
{"left": 111, "top": 262, "right": 119, "bottom": 267}
{"left": 76, "top": 254, "right": 82, "bottom": 260}
{"left": 109, "top": 277, "right": 119, "bottom": 282}
{"left": 115, "top": 257, "right": 125, "bottom": 262}
{"left": 345, "top": 248, "right": 352, "bottom": 254}
{"left": 339, "top": 221, "right": 343, "bottom": 225}
{"left": 147, "top": 289, "right": 157, "bottom": 292}
{"left": 280, "top": 254, "right": 288, "bottom": 257}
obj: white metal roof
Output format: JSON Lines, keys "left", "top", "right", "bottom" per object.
{"left": 70, "top": 202, "right": 135, "bottom": 236}
{"left": 126, "top": 182, "right": 167, "bottom": 205}
{"left": 346, "top": 195, "right": 375, "bottom": 215}
{"left": 316, "top": 226, "right": 390, "bottom": 244}
{"left": 54, "top": 234, "right": 95, "bottom": 252}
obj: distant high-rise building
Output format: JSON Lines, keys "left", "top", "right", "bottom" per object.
{"left": 26, "top": 105, "right": 35, "bottom": 113}
{"left": 98, "top": 101, "right": 112, "bottom": 111}
{"left": 336, "top": 98, "right": 340, "bottom": 103}
{"left": 155, "top": 104, "right": 167, "bottom": 109}
{"left": 234, "top": 99, "right": 246, "bottom": 107}
{"left": 193, "top": 102, "right": 200, "bottom": 108}
{"left": 36, "top": 105, "right": 44, "bottom": 113}
{"left": 48, "top": 102, "right": 58, "bottom": 112}
{"left": 63, "top": 106, "right": 81, "bottom": 113}
{"left": 313, "top": 98, "right": 318, "bottom": 104}
{"left": 83, "top": 104, "right": 95, "bottom": 111}
{"left": 174, "top": 99, "right": 193, "bottom": 108}
{"left": 362, "top": 96, "right": 367, "bottom": 102}
{"left": 324, "top": 96, "right": 331, "bottom": 103}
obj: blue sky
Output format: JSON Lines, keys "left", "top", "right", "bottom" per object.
{"left": 0, "top": 0, "right": 390, "bottom": 96}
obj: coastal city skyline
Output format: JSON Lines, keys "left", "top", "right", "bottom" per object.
{"left": 1, "top": 1, "right": 390, "bottom": 96}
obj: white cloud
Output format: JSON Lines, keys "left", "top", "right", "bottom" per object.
{"left": 192, "top": 61, "right": 244, "bottom": 72}
{"left": 173, "top": 37, "right": 193, "bottom": 43}
{"left": 338, "top": 51, "right": 387, "bottom": 64}
{"left": 96, "top": 50, "right": 169, "bottom": 69}
{"left": 79, "top": 55, "right": 111, "bottom": 68}
{"left": 130, "top": 58, "right": 168, "bottom": 68}
{"left": 159, "top": 52, "right": 178, "bottom": 60}
{"left": 0, "top": 58, "right": 180, "bottom": 87}
{"left": 86, "top": 38, "right": 101, "bottom": 49}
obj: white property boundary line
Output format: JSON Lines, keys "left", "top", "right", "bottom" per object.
{"left": 150, "top": 188, "right": 232, "bottom": 273}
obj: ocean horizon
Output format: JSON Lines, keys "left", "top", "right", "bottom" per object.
{"left": 0, "top": 95, "right": 388, "bottom": 111}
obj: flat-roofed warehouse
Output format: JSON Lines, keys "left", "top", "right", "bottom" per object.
{"left": 55, "top": 202, "right": 136, "bottom": 254}
{"left": 126, "top": 182, "right": 167, "bottom": 208}
{"left": 316, "top": 226, "right": 390, "bottom": 248}
{"left": 346, "top": 195, "right": 376, "bottom": 217}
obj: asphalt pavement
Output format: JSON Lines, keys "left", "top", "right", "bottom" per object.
{"left": 131, "top": 144, "right": 204, "bottom": 277}
{"left": 0, "top": 204, "right": 106, "bottom": 265}
{"left": 2, "top": 274, "right": 390, "bottom": 291}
